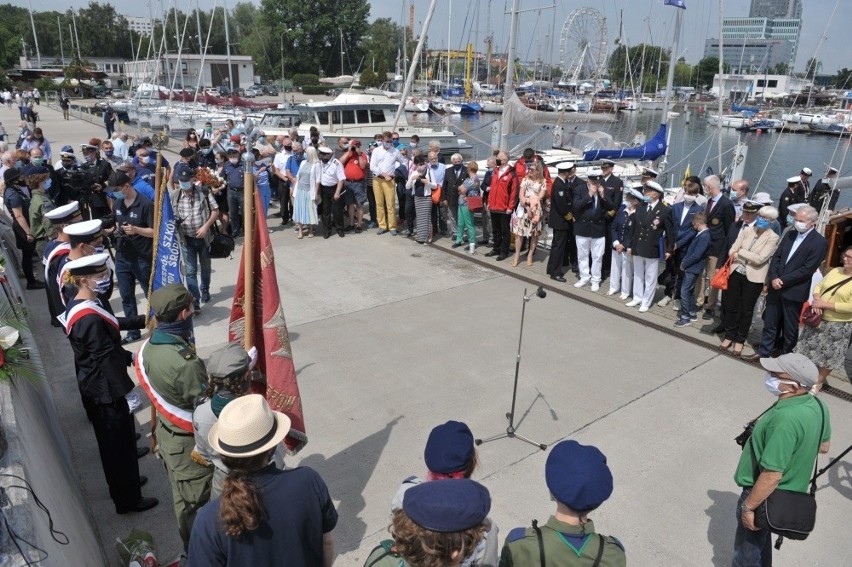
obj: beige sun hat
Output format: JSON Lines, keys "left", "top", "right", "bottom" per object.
{"left": 208, "top": 394, "right": 291, "bottom": 458}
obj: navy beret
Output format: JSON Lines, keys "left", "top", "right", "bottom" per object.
{"left": 403, "top": 479, "right": 491, "bottom": 532}
{"left": 545, "top": 440, "right": 613, "bottom": 511}
{"left": 424, "top": 421, "right": 474, "bottom": 474}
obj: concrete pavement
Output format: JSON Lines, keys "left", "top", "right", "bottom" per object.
{"left": 10, "top": 102, "right": 851, "bottom": 566}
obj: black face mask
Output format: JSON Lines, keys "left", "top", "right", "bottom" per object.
{"left": 320, "top": 157, "right": 330, "bottom": 163}
{"left": 495, "top": 159, "right": 502, "bottom": 167}
{"left": 284, "top": 145, "right": 292, "bottom": 151}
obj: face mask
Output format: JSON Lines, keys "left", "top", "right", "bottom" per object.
{"left": 683, "top": 195, "right": 696, "bottom": 204}
{"left": 764, "top": 372, "right": 798, "bottom": 396}
{"left": 431, "top": 164, "right": 438, "bottom": 169}
{"left": 495, "top": 159, "right": 502, "bottom": 167}
{"left": 15, "top": 160, "right": 22, "bottom": 168}
{"left": 794, "top": 220, "right": 809, "bottom": 233}
{"left": 105, "top": 150, "right": 114, "bottom": 157}
{"left": 43, "top": 178, "right": 52, "bottom": 191}
{"left": 392, "top": 140, "right": 400, "bottom": 147}
{"left": 88, "top": 275, "right": 111, "bottom": 295}
{"left": 93, "top": 245, "right": 105, "bottom": 254}
{"left": 284, "top": 145, "right": 292, "bottom": 152}
{"left": 642, "top": 195, "right": 652, "bottom": 203}
{"left": 84, "top": 154, "right": 95, "bottom": 163}
{"left": 755, "top": 218, "right": 770, "bottom": 230}
{"left": 205, "top": 127, "right": 212, "bottom": 132}
{"left": 229, "top": 158, "right": 239, "bottom": 165}
{"left": 139, "top": 155, "right": 150, "bottom": 165}
{"left": 273, "top": 141, "right": 282, "bottom": 149}
{"left": 31, "top": 157, "right": 44, "bottom": 166}
{"left": 201, "top": 148, "right": 211, "bottom": 155}
{"left": 320, "top": 157, "right": 330, "bottom": 163}
{"left": 410, "top": 142, "right": 417, "bottom": 149}
{"left": 179, "top": 181, "right": 193, "bottom": 190}
{"left": 258, "top": 137, "right": 267, "bottom": 144}
{"left": 786, "top": 214, "right": 793, "bottom": 226}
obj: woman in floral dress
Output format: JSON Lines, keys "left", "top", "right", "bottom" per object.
{"left": 510, "top": 161, "right": 547, "bottom": 267}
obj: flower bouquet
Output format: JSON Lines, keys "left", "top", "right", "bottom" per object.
{"left": 0, "top": 311, "right": 40, "bottom": 385}
{"left": 196, "top": 166, "right": 226, "bottom": 194}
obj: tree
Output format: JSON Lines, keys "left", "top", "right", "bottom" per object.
{"left": 804, "top": 57, "right": 822, "bottom": 77}
{"left": 359, "top": 67, "right": 381, "bottom": 88}
{"left": 695, "top": 57, "right": 730, "bottom": 89}
{"left": 261, "top": 0, "right": 370, "bottom": 76}
{"left": 835, "top": 67, "right": 852, "bottom": 89}
{"left": 770, "top": 62, "right": 790, "bottom": 75}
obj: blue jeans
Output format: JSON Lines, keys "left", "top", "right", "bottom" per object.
{"left": 227, "top": 188, "right": 244, "bottom": 236}
{"left": 181, "top": 237, "right": 211, "bottom": 307}
{"left": 732, "top": 489, "right": 772, "bottom": 567}
{"left": 258, "top": 182, "right": 271, "bottom": 218}
{"left": 115, "top": 253, "right": 151, "bottom": 339}
{"left": 679, "top": 271, "right": 699, "bottom": 318}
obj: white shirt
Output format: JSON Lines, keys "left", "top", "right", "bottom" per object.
{"left": 317, "top": 158, "right": 345, "bottom": 186}
{"left": 428, "top": 163, "right": 446, "bottom": 186}
{"left": 112, "top": 138, "right": 128, "bottom": 160}
{"left": 273, "top": 150, "right": 291, "bottom": 179}
{"left": 786, "top": 227, "right": 813, "bottom": 263}
{"left": 369, "top": 145, "right": 404, "bottom": 177}
{"left": 679, "top": 202, "right": 693, "bottom": 226}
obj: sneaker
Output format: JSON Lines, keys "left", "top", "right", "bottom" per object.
{"left": 702, "top": 309, "right": 715, "bottom": 320}
{"left": 690, "top": 313, "right": 699, "bottom": 322}
{"left": 619, "top": 293, "right": 630, "bottom": 300}
{"left": 638, "top": 305, "right": 650, "bottom": 313}
{"left": 201, "top": 291, "right": 211, "bottom": 303}
{"left": 367, "top": 222, "right": 378, "bottom": 229}
{"left": 193, "top": 304, "right": 201, "bottom": 314}
{"left": 657, "top": 296, "right": 672, "bottom": 307}
{"left": 673, "top": 317, "right": 691, "bottom": 328}
{"left": 377, "top": 228, "right": 387, "bottom": 235}
{"left": 390, "top": 230, "right": 398, "bottom": 236}
{"left": 607, "top": 288, "right": 618, "bottom": 296}
{"left": 590, "top": 283, "right": 600, "bottom": 292}
{"left": 625, "top": 298, "right": 642, "bottom": 307}
{"left": 672, "top": 299, "right": 681, "bottom": 311}
{"left": 574, "top": 279, "right": 590, "bottom": 288}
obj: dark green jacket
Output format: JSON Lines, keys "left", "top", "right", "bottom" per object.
{"left": 499, "top": 517, "right": 625, "bottom": 567}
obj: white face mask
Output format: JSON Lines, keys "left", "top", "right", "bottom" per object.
{"left": 794, "top": 220, "right": 810, "bottom": 233}
{"left": 764, "top": 372, "right": 798, "bottom": 396}
{"left": 683, "top": 195, "right": 696, "bottom": 204}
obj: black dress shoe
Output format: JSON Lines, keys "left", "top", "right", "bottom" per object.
{"left": 477, "top": 239, "right": 489, "bottom": 245}
{"left": 496, "top": 254, "right": 507, "bottom": 261}
{"left": 323, "top": 231, "right": 331, "bottom": 239}
{"left": 550, "top": 275, "right": 567, "bottom": 283}
{"left": 484, "top": 250, "right": 499, "bottom": 257}
{"left": 139, "top": 475, "right": 148, "bottom": 487}
{"left": 116, "top": 497, "right": 159, "bottom": 515}
{"left": 452, "top": 242, "right": 463, "bottom": 248}
{"left": 136, "top": 446, "right": 150, "bottom": 459}
{"left": 337, "top": 230, "right": 345, "bottom": 238}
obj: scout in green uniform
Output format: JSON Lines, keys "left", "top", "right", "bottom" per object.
{"left": 364, "top": 479, "right": 492, "bottom": 567}
{"left": 499, "top": 440, "right": 625, "bottom": 567}
{"left": 136, "top": 283, "right": 213, "bottom": 550}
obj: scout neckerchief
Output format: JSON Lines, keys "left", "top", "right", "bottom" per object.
{"left": 134, "top": 338, "right": 195, "bottom": 433}
{"left": 58, "top": 298, "right": 119, "bottom": 335}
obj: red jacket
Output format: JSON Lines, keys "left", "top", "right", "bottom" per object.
{"left": 488, "top": 166, "right": 519, "bottom": 212}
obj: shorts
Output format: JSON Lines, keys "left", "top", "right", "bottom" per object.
{"left": 344, "top": 180, "right": 366, "bottom": 207}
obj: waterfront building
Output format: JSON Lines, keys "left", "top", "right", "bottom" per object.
{"left": 703, "top": 38, "right": 792, "bottom": 73}
{"left": 125, "top": 16, "right": 157, "bottom": 37}
{"left": 711, "top": 72, "right": 811, "bottom": 101}
{"left": 124, "top": 54, "right": 256, "bottom": 90}
{"left": 749, "top": 0, "right": 802, "bottom": 19}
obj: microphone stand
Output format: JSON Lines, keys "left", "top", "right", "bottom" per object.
{"left": 476, "top": 287, "right": 547, "bottom": 451}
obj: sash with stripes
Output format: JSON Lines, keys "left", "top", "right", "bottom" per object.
{"left": 135, "top": 339, "right": 194, "bottom": 433}
{"left": 58, "top": 299, "right": 119, "bottom": 336}
{"left": 44, "top": 242, "right": 71, "bottom": 283}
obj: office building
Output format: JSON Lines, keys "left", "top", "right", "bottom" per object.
{"left": 749, "top": 0, "right": 802, "bottom": 19}
{"left": 703, "top": 38, "right": 793, "bottom": 73}
{"left": 126, "top": 16, "right": 156, "bottom": 37}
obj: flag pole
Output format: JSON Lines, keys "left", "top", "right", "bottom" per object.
{"left": 242, "top": 150, "right": 256, "bottom": 350}
{"left": 147, "top": 151, "right": 165, "bottom": 315}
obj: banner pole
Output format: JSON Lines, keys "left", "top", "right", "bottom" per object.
{"left": 146, "top": 150, "right": 165, "bottom": 317}
{"left": 242, "top": 150, "right": 256, "bottom": 350}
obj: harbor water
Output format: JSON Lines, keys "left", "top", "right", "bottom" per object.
{"left": 413, "top": 108, "right": 852, "bottom": 208}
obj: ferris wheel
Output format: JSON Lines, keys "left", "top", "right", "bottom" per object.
{"left": 559, "top": 8, "right": 608, "bottom": 85}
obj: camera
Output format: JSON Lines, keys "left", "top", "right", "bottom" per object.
{"left": 734, "top": 420, "right": 757, "bottom": 448}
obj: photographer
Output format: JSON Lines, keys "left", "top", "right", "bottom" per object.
{"left": 108, "top": 171, "right": 154, "bottom": 345}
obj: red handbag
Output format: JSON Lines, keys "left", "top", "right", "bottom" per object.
{"left": 466, "top": 195, "right": 483, "bottom": 211}
{"left": 710, "top": 257, "right": 733, "bottom": 291}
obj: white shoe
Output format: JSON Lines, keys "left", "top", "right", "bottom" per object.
{"left": 590, "top": 283, "right": 600, "bottom": 292}
{"left": 672, "top": 299, "right": 681, "bottom": 311}
{"left": 619, "top": 293, "right": 629, "bottom": 300}
{"left": 607, "top": 288, "right": 618, "bottom": 296}
{"left": 574, "top": 279, "right": 589, "bottom": 288}
{"left": 638, "top": 305, "right": 650, "bottom": 313}
{"left": 625, "top": 298, "right": 642, "bottom": 307}
{"left": 657, "top": 296, "right": 672, "bottom": 307}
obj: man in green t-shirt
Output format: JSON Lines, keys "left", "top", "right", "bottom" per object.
{"left": 732, "top": 353, "right": 831, "bottom": 566}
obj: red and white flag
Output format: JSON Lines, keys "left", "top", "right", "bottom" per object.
{"left": 228, "top": 192, "right": 307, "bottom": 453}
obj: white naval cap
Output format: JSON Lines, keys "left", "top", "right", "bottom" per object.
{"left": 642, "top": 167, "right": 659, "bottom": 178}
{"left": 44, "top": 201, "right": 81, "bottom": 224}
{"left": 787, "top": 176, "right": 801, "bottom": 184}
{"left": 787, "top": 203, "right": 807, "bottom": 214}
{"left": 626, "top": 188, "right": 645, "bottom": 201}
{"left": 644, "top": 181, "right": 664, "bottom": 194}
{"left": 801, "top": 167, "right": 812, "bottom": 176}
{"left": 317, "top": 146, "right": 333, "bottom": 155}
{"left": 600, "top": 159, "right": 616, "bottom": 167}
{"left": 752, "top": 191, "right": 773, "bottom": 205}
{"left": 63, "top": 219, "right": 103, "bottom": 244}
{"left": 556, "top": 162, "right": 575, "bottom": 171}
{"left": 63, "top": 253, "right": 110, "bottom": 276}
{"left": 585, "top": 168, "right": 604, "bottom": 180}
{"left": 828, "top": 166, "right": 838, "bottom": 175}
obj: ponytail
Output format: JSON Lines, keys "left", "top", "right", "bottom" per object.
{"left": 218, "top": 452, "right": 270, "bottom": 537}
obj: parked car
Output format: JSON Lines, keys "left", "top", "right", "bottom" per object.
{"left": 263, "top": 85, "right": 280, "bottom": 96}
{"left": 245, "top": 86, "right": 263, "bottom": 98}
{"left": 93, "top": 85, "right": 108, "bottom": 98}
{"left": 218, "top": 86, "right": 232, "bottom": 97}
{"left": 111, "top": 88, "right": 125, "bottom": 98}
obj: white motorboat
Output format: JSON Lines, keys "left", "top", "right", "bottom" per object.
{"left": 780, "top": 112, "right": 838, "bottom": 126}
{"left": 707, "top": 114, "right": 749, "bottom": 128}
{"left": 403, "top": 98, "right": 429, "bottom": 112}
{"left": 480, "top": 100, "right": 504, "bottom": 113}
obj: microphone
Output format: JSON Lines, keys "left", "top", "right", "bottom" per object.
{"left": 536, "top": 286, "right": 547, "bottom": 299}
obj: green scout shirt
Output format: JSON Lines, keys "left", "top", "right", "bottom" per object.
{"left": 500, "top": 517, "right": 625, "bottom": 567}
{"left": 142, "top": 329, "right": 208, "bottom": 424}
{"left": 363, "top": 540, "right": 405, "bottom": 567}
{"left": 29, "top": 190, "right": 54, "bottom": 241}
{"left": 735, "top": 395, "right": 830, "bottom": 493}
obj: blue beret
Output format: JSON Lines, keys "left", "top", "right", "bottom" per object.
{"left": 545, "top": 440, "right": 613, "bottom": 511}
{"left": 424, "top": 421, "right": 474, "bottom": 474}
{"left": 403, "top": 479, "right": 491, "bottom": 532}
{"left": 24, "top": 165, "right": 50, "bottom": 177}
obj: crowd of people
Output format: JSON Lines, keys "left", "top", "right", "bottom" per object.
{"left": 0, "top": 101, "right": 842, "bottom": 566}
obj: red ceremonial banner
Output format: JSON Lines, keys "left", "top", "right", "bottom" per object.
{"left": 228, "top": 192, "right": 307, "bottom": 453}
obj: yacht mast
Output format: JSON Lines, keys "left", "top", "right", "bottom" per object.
{"left": 660, "top": 1, "right": 684, "bottom": 173}
{"left": 499, "top": 0, "right": 520, "bottom": 153}
{"left": 26, "top": 0, "right": 41, "bottom": 68}
{"left": 393, "top": 0, "right": 438, "bottom": 130}
{"left": 223, "top": 0, "right": 235, "bottom": 93}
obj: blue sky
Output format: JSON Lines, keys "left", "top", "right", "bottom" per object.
{"left": 25, "top": 0, "right": 851, "bottom": 73}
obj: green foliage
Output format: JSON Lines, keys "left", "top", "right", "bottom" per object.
{"left": 301, "top": 85, "right": 328, "bottom": 95}
{"left": 33, "top": 78, "right": 55, "bottom": 93}
{"left": 291, "top": 73, "right": 319, "bottom": 86}
{"left": 694, "top": 57, "right": 729, "bottom": 89}
{"left": 770, "top": 62, "right": 790, "bottom": 75}
{"left": 359, "top": 67, "right": 381, "bottom": 88}
{"left": 804, "top": 58, "right": 821, "bottom": 78}
{"left": 835, "top": 68, "right": 852, "bottom": 89}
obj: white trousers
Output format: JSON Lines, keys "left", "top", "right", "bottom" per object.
{"left": 576, "top": 236, "right": 605, "bottom": 283}
{"left": 632, "top": 255, "right": 660, "bottom": 308}
{"left": 609, "top": 250, "right": 634, "bottom": 294}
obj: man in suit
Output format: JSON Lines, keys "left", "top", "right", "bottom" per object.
{"left": 600, "top": 159, "right": 624, "bottom": 280}
{"left": 778, "top": 175, "right": 807, "bottom": 229}
{"left": 797, "top": 166, "right": 813, "bottom": 200}
{"left": 745, "top": 205, "right": 828, "bottom": 362}
{"left": 659, "top": 179, "right": 702, "bottom": 310}
{"left": 808, "top": 166, "right": 839, "bottom": 212}
{"left": 626, "top": 181, "right": 674, "bottom": 313}
{"left": 700, "top": 175, "right": 735, "bottom": 320}
{"left": 572, "top": 169, "right": 614, "bottom": 292}
{"left": 546, "top": 163, "right": 575, "bottom": 282}
{"left": 557, "top": 162, "right": 585, "bottom": 275}
{"left": 442, "top": 153, "right": 468, "bottom": 240}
